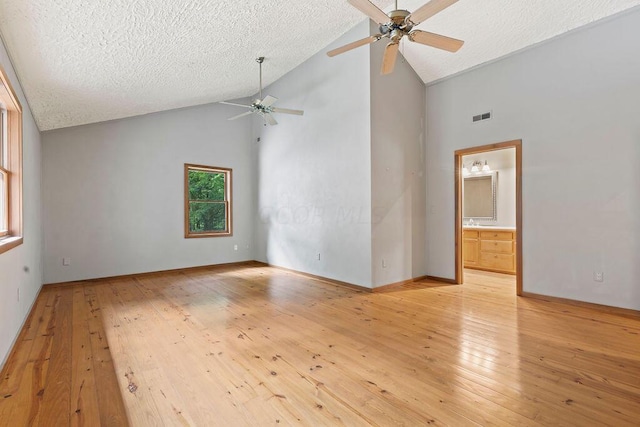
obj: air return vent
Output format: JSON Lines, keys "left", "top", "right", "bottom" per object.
{"left": 472, "top": 111, "right": 492, "bottom": 123}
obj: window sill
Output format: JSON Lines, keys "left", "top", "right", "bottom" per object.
{"left": 0, "top": 236, "right": 23, "bottom": 254}
{"left": 185, "top": 232, "right": 232, "bottom": 239}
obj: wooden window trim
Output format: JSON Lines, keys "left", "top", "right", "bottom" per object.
{"left": 184, "top": 163, "right": 233, "bottom": 238}
{"left": 0, "top": 166, "right": 8, "bottom": 236}
{"left": 0, "top": 64, "right": 23, "bottom": 255}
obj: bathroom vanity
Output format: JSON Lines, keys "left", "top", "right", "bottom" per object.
{"left": 463, "top": 226, "right": 516, "bottom": 274}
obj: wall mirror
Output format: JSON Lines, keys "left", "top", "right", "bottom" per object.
{"left": 463, "top": 172, "right": 497, "bottom": 220}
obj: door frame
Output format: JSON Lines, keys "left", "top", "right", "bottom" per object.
{"left": 454, "top": 140, "right": 523, "bottom": 295}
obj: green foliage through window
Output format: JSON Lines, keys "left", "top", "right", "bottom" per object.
{"left": 185, "top": 165, "right": 231, "bottom": 236}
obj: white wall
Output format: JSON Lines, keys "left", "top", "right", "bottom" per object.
{"left": 0, "top": 39, "right": 43, "bottom": 368}
{"left": 255, "top": 22, "right": 373, "bottom": 287}
{"left": 42, "top": 102, "right": 254, "bottom": 283}
{"left": 463, "top": 148, "right": 516, "bottom": 227}
{"left": 370, "top": 22, "right": 427, "bottom": 287}
{"left": 426, "top": 8, "right": 640, "bottom": 309}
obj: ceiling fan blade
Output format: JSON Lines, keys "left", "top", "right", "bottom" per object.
{"left": 220, "top": 101, "right": 252, "bottom": 109}
{"left": 406, "top": 0, "right": 458, "bottom": 25}
{"left": 272, "top": 107, "right": 304, "bottom": 116}
{"left": 264, "top": 113, "right": 278, "bottom": 126}
{"left": 327, "top": 34, "right": 382, "bottom": 57}
{"left": 381, "top": 42, "right": 399, "bottom": 75}
{"left": 409, "top": 30, "right": 464, "bottom": 52}
{"left": 228, "top": 111, "right": 254, "bottom": 121}
{"left": 347, "top": 0, "right": 389, "bottom": 24}
{"left": 261, "top": 95, "right": 278, "bottom": 107}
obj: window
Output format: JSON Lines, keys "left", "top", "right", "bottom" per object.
{"left": 0, "top": 64, "right": 23, "bottom": 254}
{"left": 184, "top": 164, "right": 232, "bottom": 238}
{"left": 1, "top": 108, "right": 7, "bottom": 236}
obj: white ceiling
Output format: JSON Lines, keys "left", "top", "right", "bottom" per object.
{"left": 1, "top": 0, "right": 639, "bottom": 131}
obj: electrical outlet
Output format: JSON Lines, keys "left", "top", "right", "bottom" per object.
{"left": 593, "top": 272, "right": 604, "bottom": 282}
{"left": 234, "top": 244, "right": 238, "bottom": 251}
{"left": 382, "top": 259, "right": 387, "bottom": 268}
{"left": 63, "top": 257, "right": 71, "bottom": 266}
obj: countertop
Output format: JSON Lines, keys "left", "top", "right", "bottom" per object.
{"left": 463, "top": 225, "right": 516, "bottom": 230}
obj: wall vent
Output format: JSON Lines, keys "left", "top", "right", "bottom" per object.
{"left": 472, "top": 111, "right": 492, "bottom": 123}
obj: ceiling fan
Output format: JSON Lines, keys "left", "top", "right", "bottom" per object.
{"left": 327, "top": 0, "right": 464, "bottom": 75}
{"left": 220, "top": 57, "right": 304, "bottom": 126}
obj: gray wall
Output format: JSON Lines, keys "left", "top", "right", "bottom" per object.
{"left": 0, "top": 39, "right": 43, "bottom": 368}
{"left": 39, "top": 19, "right": 425, "bottom": 291}
{"left": 255, "top": 21, "right": 427, "bottom": 289}
{"left": 255, "top": 22, "right": 373, "bottom": 287}
{"left": 370, "top": 22, "right": 427, "bottom": 287}
{"left": 34, "top": 6, "right": 640, "bottom": 322}
{"left": 42, "top": 102, "right": 255, "bottom": 283}
{"left": 426, "top": 8, "right": 640, "bottom": 309}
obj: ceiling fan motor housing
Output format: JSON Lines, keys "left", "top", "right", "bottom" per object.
{"left": 386, "top": 9, "right": 412, "bottom": 42}
{"left": 326, "top": 0, "right": 465, "bottom": 75}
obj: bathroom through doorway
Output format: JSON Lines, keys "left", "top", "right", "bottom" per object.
{"left": 454, "top": 140, "right": 522, "bottom": 293}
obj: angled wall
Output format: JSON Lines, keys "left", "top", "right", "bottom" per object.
{"left": 255, "top": 21, "right": 373, "bottom": 287}
{"left": 256, "top": 20, "right": 427, "bottom": 289}
{"left": 370, "top": 22, "right": 427, "bottom": 288}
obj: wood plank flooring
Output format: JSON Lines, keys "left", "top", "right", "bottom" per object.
{"left": 1, "top": 264, "right": 639, "bottom": 426}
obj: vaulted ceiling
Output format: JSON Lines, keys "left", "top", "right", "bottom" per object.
{"left": 1, "top": 0, "right": 639, "bottom": 131}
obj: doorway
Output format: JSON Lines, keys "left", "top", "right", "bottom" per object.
{"left": 454, "top": 140, "right": 522, "bottom": 294}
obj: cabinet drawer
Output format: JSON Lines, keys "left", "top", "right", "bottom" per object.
{"left": 463, "top": 230, "right": 478, "bottom": 238}
{"left": 480, "top": 239, "right": 513, "bottom": 254}
{"left": 480, "top": 230, "right": 513, "bottom": 241}
{"left": 479, "top": 253, "right": 514, "bottom": 271}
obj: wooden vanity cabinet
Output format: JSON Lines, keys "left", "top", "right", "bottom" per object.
{"left": 463, "top": 228, "right": 516, "bottom": 274}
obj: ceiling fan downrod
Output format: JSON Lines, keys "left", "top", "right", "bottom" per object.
{"left": 256, "top": 56, "right": 265, "bottom": 101}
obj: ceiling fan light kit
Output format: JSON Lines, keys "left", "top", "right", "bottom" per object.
{"left": 220, "top": 57, "right": 304, "bottom": 126}
{"left": 327, "top": 0, "right": 464, "bottom": 75}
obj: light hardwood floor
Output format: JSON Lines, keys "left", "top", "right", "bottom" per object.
{"left": 1, "top": 263, "right": 639, "bottom": 426}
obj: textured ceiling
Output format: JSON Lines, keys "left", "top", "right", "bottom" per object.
{"left": 0, "top": 0, "right": 639, "bottom": 131}
{"left": 400, "top": 0, "right": 640, "bottom": 83}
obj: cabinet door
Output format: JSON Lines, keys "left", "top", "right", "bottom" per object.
{"left": 463, "top": 238, "right": 479, "bottom": 266}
